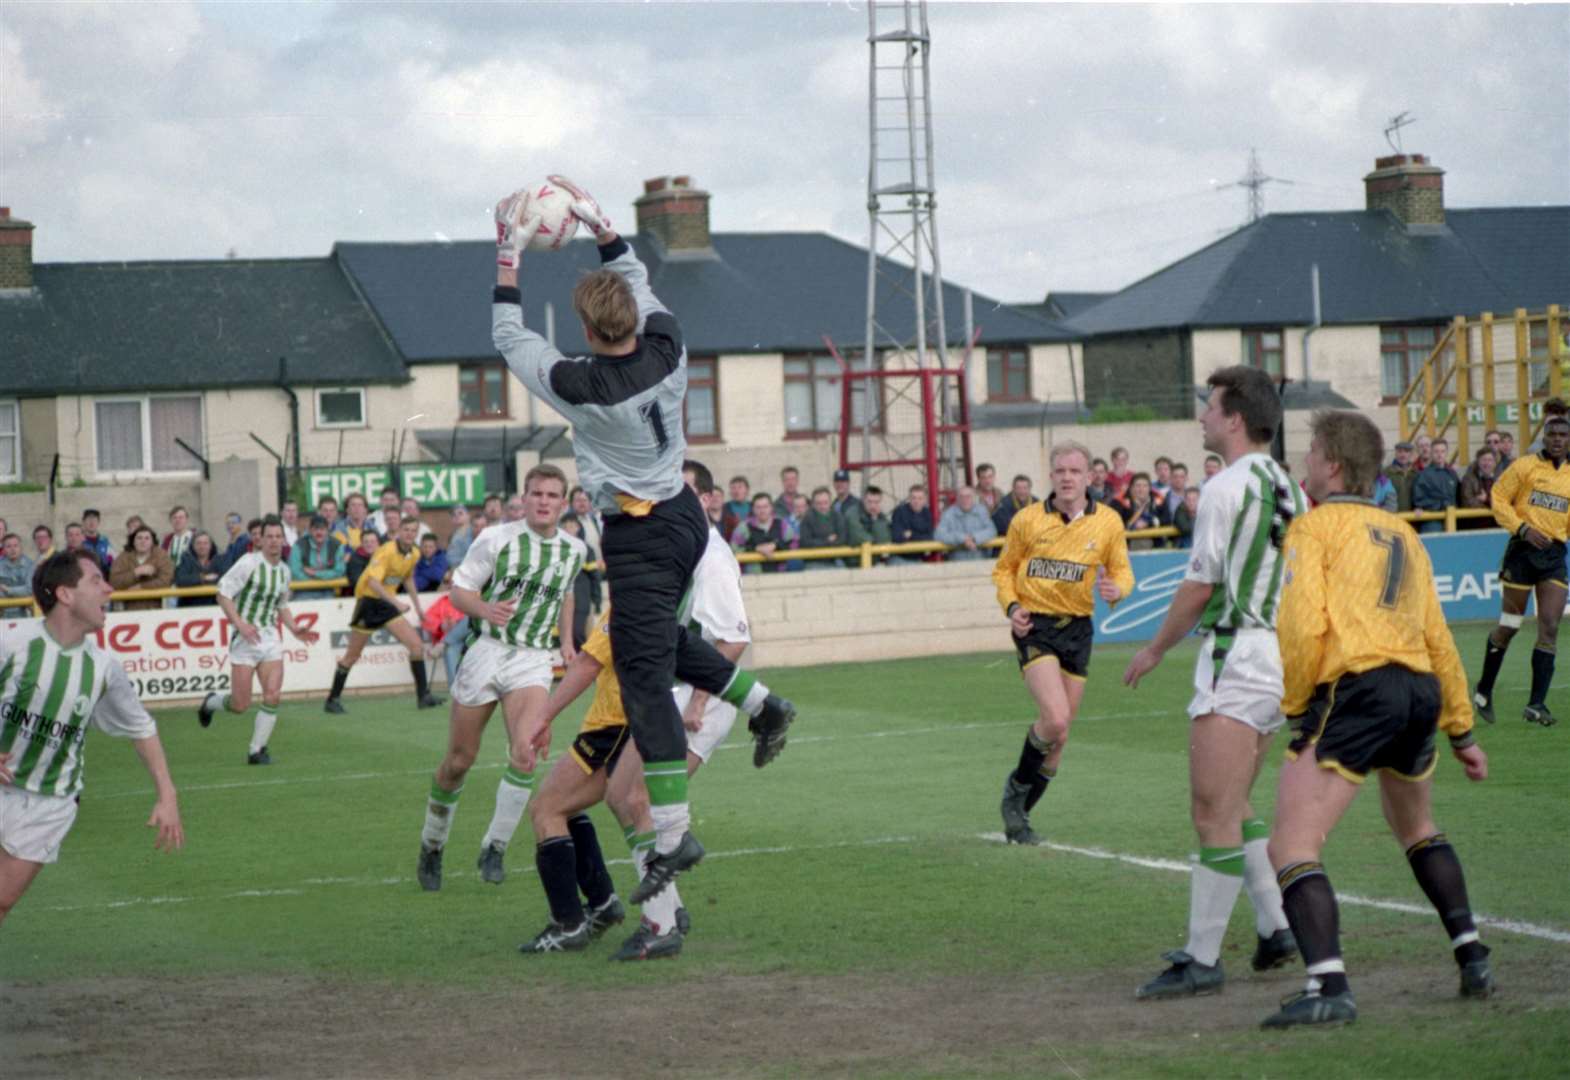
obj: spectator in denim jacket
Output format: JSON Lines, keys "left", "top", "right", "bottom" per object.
{"left": 935, "top": 485, "right": 997, "bottom": 561}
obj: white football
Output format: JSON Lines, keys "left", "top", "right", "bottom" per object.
{"left": 522, "top": 180, "right": 581, "bottom": 251}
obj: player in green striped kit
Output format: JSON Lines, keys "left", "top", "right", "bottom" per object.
{"left": 1, "top": 550, "right": 184, "bottom": 926}
{"left": 1124, "top": 366, "right": 1303, "bottom": 998}
{"left": 416, "top": 465, "right": 589, "bottom": 892}
{"left": 198, "top": 516, "right": 320, "bottom": 765}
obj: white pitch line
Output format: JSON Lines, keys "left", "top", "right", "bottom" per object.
{"left": 34, "top": 835, "right": 918, "bottom": 914}
{"left": 977, "top": 831, "right": 1570, "bottom": 944}
{"left": 92, "top": 712, "right": 1173, "bottom": 801}
{"left": 33, "top": 830, "right": 1567, "bottom": 948}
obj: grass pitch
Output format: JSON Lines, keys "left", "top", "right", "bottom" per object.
{"left": 3, "top": 624, "right": 1566, "bottom": 1078}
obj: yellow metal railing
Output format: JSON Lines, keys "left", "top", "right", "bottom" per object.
{"left": 0, "top": 513, "right": 1507, "bottom": 615}
{"left": 1400, "top": 305, "right": 1566, "bottom": 462}
{"left": 0, "top": 576, "right": 348, "bottom": 615}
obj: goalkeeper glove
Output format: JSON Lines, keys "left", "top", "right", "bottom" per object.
{"left": 494, "top": 191, "right": 543, "bottom": 271}
{"left": 547, "top": 174, "right": 615, "bottom": 243}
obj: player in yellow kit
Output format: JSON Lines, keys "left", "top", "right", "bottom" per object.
{"left": 1473, "top": 401, "right": 1568, "bottom": 727}
{"left": 993, "top": 441, "right": 1134, "bottom": 844}
{"left": 1262, "top": 410, "right": 1492, "bottom": 1029}
{"left": 325, "top": 511, "right": 443, "bottom": 712}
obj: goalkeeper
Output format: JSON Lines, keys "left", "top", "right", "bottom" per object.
{"left": 490, "top": 177, "right": 793, "bottom": 903}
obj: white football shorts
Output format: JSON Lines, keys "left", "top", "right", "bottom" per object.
{"left": 674, "top": 683, "right": 741, "bottom": 763}
{"left": 230, "top": 626, "right": 284, "bottom": 667}
{"left": 0, "top": 784, "right": 79, "bottom": 865}
{"left": 451, "top": 636, "right": 554, "bottom": 707}
{"left": 1187, "top": 627, "right": 1286, "bottom": 735}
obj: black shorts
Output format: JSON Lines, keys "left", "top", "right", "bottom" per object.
{"left": 350, "top": 597, "right": 403, "bottom": 633}
{"left": 569, "top": 724, "right": 631, "bottom": 775}
{"left": 1013, "top": 613, "right": 1093, "bottom": 680}
{"left": 1500, "top": 537, "right": 1568, "bottom": 589}
{"left": 1287, "top": 665, "right": 1441, "bottom": 782}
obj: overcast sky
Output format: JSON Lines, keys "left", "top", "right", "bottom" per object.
{"left": 3, "top": 2, "right": 1566, "bottom": 305}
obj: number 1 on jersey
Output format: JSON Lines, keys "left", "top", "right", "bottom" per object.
{"left": 1367, "top": 526, "right": 1407, "bottom": 609}
{"left": 639, "top": 401, "right": 670, "bottom": 452}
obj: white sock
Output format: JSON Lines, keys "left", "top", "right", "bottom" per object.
{"left": 481, "top": 767, "right": 535, "bottom": 852}
{"left": 422, "top": 782, "right": 462, "bottom": 850}
{"left": 248, "top": 710, "right": 277, "bottom": 755}
{"left": 1183, "top": 861, "right": 1245, "bottom": 967}
{"left": 1244, "top": 837, "right": 1289, "bottom": 935}
{"left": 650, "top": 802, "right": 691, "bottom": 854}
{"left": 222, "top": 693, "right": 245, "bottom": 714}
{"left": 642, "top": 875, "right": 683, "bottom": 934}
{"left": 741, "top": 682, "right": 770, "bottom": 717}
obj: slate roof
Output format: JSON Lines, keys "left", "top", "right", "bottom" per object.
{"left": 333, "top": 231, "right": 1078, "bottom": 363}
{"left": 1068, "top": 207, "right": 1570, "bottom": 337}
{"left": 1, "top": 258, "right": 407, "bottom": 396}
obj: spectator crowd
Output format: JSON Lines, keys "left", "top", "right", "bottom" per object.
{"left": 5, "top": 410, "right": 1560, "bottom": 611}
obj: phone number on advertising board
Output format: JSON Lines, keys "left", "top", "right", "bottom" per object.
{"left": 130, "top": 674, "right": 231, "bottom": 697}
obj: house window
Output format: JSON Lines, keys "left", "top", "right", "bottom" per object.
{"left": 316, "top": 388, "right": 366, "bottom": 428}
{"left": 1244, "top": 329, "right": 1284, "bottom": 377}
{"left": 459, "top": 364, "right": 508, "bottom": 420}
{"left": 784, "top": 352, "right": 879, "bottom": 437}
{"left": 986, "top": 346, "right": 1030, "bottom": 401}
{"left": 0, "top": 400, "right": 18, "bottom": 481}
{"left": 94, "top": 395, "right": 204, "bottom": 475}
{"left": 1380, "top": 325, "right": 1440, "bottom": 399}
{"left": 685, "top": 356, "right": 719, "bottom": 441}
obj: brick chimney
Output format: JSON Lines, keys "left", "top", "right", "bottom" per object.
{"left": 0, "top": 208, "right": 35, "bottom": 290}
{"left": 633, "top": 175, "right": 712, "bottom": 253}
{"left": 1363, "top": 154, "right": 1445, "bottom": 226}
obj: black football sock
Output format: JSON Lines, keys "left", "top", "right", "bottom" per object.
{"left": 567, "top": 814, "right": 616, "bottom": 909}
{"left": 1012, "top": 729, "right": 1050, "bottom": 787}
{"left": 535, "top": 837, "right": 585, "bottom": 928}
{"left": 1475, "top": 637, "right": 1508, "bottom": 698}
{"left": 1279, "top": 861, "right": 1350, "bottom": 996}
{"left": 328, "top": 664, "right": 350, "bottom": 700}
{"left": 1407, "top": 834, "right": 1487, "bottom": 965}
{"left": 410, "top": 660, "right": 430, "bottom": 698}
{"left": 1529, "top": 646, "right": 1555, "bottom": 707}
{"left": 1024, "top": 767, "right": 1056, "bottom": 812}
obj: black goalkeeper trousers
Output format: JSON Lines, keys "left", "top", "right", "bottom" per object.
{"left": 602, "top": 485, "right": 738, "bottom": 766}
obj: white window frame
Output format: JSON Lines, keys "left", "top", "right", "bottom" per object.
{"left": 315, "top": 387, "right": 368, "bottom": 430}
{"left": 0, "top": 399, "right": 19, "bottom": 482}
{"left": 91, "top": 393, "right": 206, "bottom": 480}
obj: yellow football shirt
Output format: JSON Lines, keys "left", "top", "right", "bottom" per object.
{"left": 993, "top": 498, "right": 1135, "bottom": 617}
{"left": 578, "top": 615, "right": 628, "bottom": 733}
{"left": 354, "top": 539, "right": 418, "bottom": 601}
{"left": 1489, "top": 452, "right": 1570, "bottom": 543}
{"left": 1277, "top": 496, "right": 1471, "bottom": 739}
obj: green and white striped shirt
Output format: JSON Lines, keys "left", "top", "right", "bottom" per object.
{"left": 218, "top": 553, "right": 292, "bottom": 629}
{"left": 1185, "top": 452, "right": 1306, "bottom": 634}
{"left": 0, "top": 621, "right": 157, "bottom": 798}
{"left": 452, "top": 522, "right": 586, "bottom": 649}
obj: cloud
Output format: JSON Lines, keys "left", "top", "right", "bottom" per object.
{"left": 0, "top": 1, "right": 1565, "bottom": 303}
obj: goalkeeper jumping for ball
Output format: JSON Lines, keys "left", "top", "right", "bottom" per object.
{"left": 490, "top": 176, "right": 795, "bottom": 910}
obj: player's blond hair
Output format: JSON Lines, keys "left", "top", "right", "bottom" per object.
{"left": 573, "top": 270, "right": 638, "bottom": 346}
{"left": 1049, "top": 440, "right": 1092, "bottom": 470}
{"left": 1309, "top": 410, "right": 1383, "bottom": 497}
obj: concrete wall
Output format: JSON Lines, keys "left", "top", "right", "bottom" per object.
{"left": 743, "top": 559, "right": 1003, "bottom": 668}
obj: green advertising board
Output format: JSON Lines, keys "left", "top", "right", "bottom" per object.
{"left": 400, "top": 464, "right": 487, "bottom": 507}
{"left": 302, "top": 466, "right": 393, "bottom": 507}
{"left": 301, "top": 464, "right": 488, "bottom": 508}
{"left": 1404, "top": 400, "right": 1554, "bottom": 427}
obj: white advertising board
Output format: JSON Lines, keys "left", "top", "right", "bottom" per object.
{"left": 1, "top": 598, "right": 425, "bottom": 705}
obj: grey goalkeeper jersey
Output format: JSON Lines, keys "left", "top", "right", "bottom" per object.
{"left": 492, "top": 238, "right": 687, "bottom": 516}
